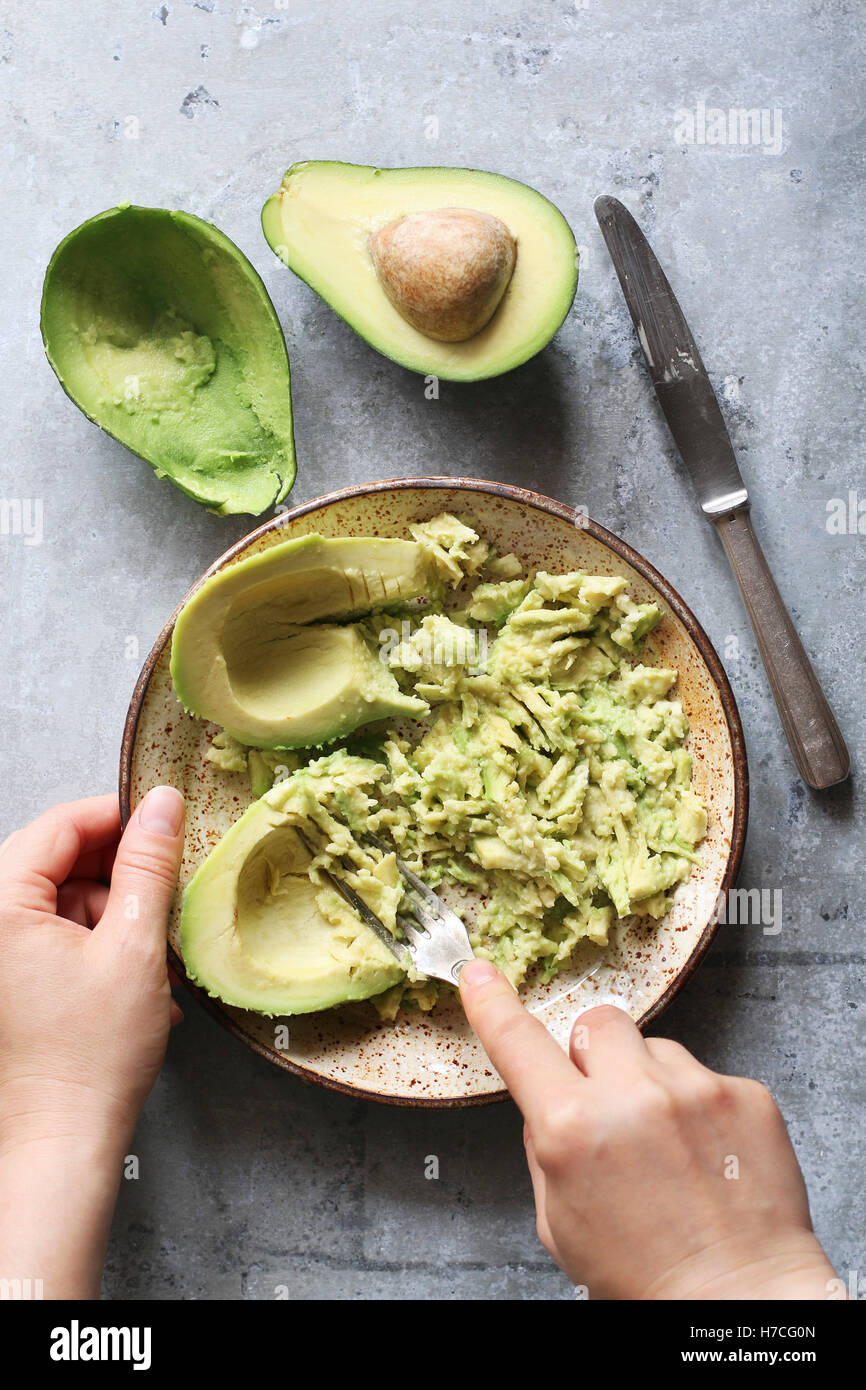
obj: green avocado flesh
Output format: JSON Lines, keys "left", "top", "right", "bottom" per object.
{"left": 261, "top": 162, "right": 577, "bottom": 381}
{"left": 170, "top": 531, "right": 432, "bottom": 748}
{"left": 41, "top": 205, "right": 295, "bottom": 515}
{"left": 180, "top": 515, "right": 708, "bottom": 1020}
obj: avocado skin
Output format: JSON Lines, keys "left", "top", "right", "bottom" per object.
{"left": 261, "top": 161, "right": 578, "bottom": 382}
{"left": 41, "top": 204, "right": 295, "bottom": 516}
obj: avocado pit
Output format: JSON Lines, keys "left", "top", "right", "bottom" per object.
{"left": 369, "top": 207, "right": 517, "bottom": 343}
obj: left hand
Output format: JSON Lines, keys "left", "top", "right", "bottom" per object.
{"left": 0, "top": 788, "right": 185, "bottom": 1151}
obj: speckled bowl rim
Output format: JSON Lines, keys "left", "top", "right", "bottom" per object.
{"left": 119, "top": 477, "right": 749, "bottom": 1107}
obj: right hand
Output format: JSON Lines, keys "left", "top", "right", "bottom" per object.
{"left": 459, "top": 960, "right": 838, "bottom": 1301}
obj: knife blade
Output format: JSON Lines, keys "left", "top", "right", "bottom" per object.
{"left": 594, "top": 195, "right": 747, "bottom": 518}
{"left": 594, "top": 194, "right": 849, "bottom": 790}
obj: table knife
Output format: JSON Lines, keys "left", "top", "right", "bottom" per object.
{"left": 594, "top": 194, "right": 849, "bottom": 790}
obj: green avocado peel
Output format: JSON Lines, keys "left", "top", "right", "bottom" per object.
{"left": 41, "top": 204, "right": 295, "bottom": 516}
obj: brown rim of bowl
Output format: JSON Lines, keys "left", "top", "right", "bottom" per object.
{"left": 119, "top": 476, "right": 749, "bottom": 1108}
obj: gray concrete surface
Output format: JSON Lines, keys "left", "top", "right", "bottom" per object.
{"left": 1, "top": 0, "right": 864, "bottom": 1300}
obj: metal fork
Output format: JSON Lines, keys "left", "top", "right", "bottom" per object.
{"left": 295, "top": 827, "right": 475, "bottom": 984}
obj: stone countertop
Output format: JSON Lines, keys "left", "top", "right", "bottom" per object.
{"left": 1, "top": 0, "right": 863, "bottom": 1299}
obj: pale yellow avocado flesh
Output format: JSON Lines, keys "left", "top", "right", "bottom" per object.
{"left": 220, "top": 621, "right": 424, "bottom": 750}
{"left": 170, "top": 532, "right": 432, "bottom": 748}
{"left": 261, "top": 162, "right": 578, "bottom": 381}
{"left": 181, "top": 794, "right": 404, "bottom": 1016}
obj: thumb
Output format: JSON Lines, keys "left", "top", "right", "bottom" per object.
{"left": 97, "top": 786, "right": 185, "bottom": 951}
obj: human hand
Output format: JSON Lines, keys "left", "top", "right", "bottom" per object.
{"left": 460, "top": 961, "right": 837, "bottom": 1301}
{"left": 0, "top": 788, "right": 186, "bottom": 1152}
{"left": 0, "top": 788, "right": 185, "bottom": 1298}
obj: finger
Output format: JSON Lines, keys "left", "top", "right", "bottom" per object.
{"left": 67, "top": 840, "right": 119, "bottom": 887}
{"left": 524, "top": 1122, "right": 545, "bottom": 1203}
{"left": 523, "top": 1124, "right": 556, "bottom": 1254}
{"left": 95, "top": 786, "right": 185, "bottom": 954}
{"left": 0, "top": 795, "right": 121, "bottom": 914}
{"left": 170, "top": 999, "right": 184, "bottom": 1028}
{"left": 569, "top": 1003, "right": 650, "bottom": 1081}
{"left": 645, "top": 1036, "right": 709, "bottom": 1076}
{"left": 56, "top": 879, "right": 110, "bottom": 929}
{"left": 459, "top": 960, "right": 578, "bottom": 1128}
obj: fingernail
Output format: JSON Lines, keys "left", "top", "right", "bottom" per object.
{"left": 139, "top": 785, "right": 185, "bottom": 837}
{"left": 460, "top": 959, "right": 498, "bottom": 989}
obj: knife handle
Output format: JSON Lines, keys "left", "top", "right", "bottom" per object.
{"left": 714, "top": 509, "right": 849, "bottom": 789}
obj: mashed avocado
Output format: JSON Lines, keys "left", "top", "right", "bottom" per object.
{"left": 192, "top": 514, "right": 707, "bottom": 1018}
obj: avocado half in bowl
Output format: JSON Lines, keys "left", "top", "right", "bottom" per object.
{"left": 119, "top": 479, "right": 748, "bottom": 1107}
{"left": 41, "top": 204, "right": 296, "bottom": 515}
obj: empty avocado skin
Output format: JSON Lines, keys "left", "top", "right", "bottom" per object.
{"left": 41, "top": 204, "right": 295, "bottom": 516}
{"left": 170, "top": 531, "right": 433, "bottom": 749}
{"left": 261, "top": 161, "right": 577, "bottom": 381}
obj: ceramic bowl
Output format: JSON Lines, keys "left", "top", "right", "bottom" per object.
{"left": 119, "top": 478, "right": 748, "bottom": 1106}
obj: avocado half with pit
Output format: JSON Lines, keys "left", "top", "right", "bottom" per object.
{"left": 170, "top": 532, "right": 432, "bottom": 748}
{"left": 261, "top": 161, "right": 578, "bottom": 381}
{"left": 41, "top": 205, "right": 295, "bottom": 515}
